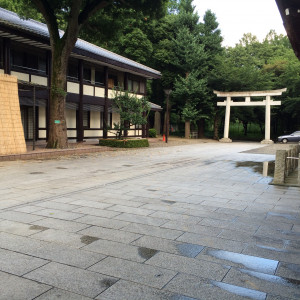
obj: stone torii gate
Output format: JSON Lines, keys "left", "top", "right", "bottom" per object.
{"left": 214, "top": 88, "right": 287, "bottom": 144}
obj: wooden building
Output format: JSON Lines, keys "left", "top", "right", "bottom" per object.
{"left": 0, "top": 7, "right": 162, "bottom": 141}
{"left": 276, "top": 0, "right": 300, "bottom": 60}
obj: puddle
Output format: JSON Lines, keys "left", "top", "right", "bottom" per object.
{"left": 162, "top": 200, "right": 176, "bottom": 205}
{"left": 80, "top": 235, "right": 99, "bottom": 245}
{"left": 56, "top": 167, "right": 68, "bottom": 169}
{"left": 30, "top": 172, "right": 44, "bottom": 174}
{"left": 176, "top": 243, "right": 204, "bottom": 258}
{"left": 138, "top": 247, "right": 158, "bottom": 259}
{"left": 240, "top": 268, "right": 300, "bottom": 288}
{"left": 213, "top": 281, "right": 266, "bottom": 300}
{"left": 170, "top": 295, "right": 197, "bottom": 300}
{"left": 147, "top": 189, "right": 157, "bottom": 192}
{"left": 101, "top": 278, "right": 117, "bottom": 288}
{"left": 207, "top": 249, "right": 278, "bottom": 274}
{"left": 235, "top": 161, "right": 275, "bottom": 177}
{"left": 29, "top": 225, "right": 48, "bottom": 231}
{"left": 123, "top": 164, "right": 134, "bottom": 167}
{"left": 267, "top": 212, "right": 298, "bottom": 221}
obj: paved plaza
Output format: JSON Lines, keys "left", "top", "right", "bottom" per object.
{"left": 0, "top": 141, "right": 299, "bottom": 300}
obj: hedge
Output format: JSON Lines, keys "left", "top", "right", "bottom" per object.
{"left": 99, "top": 138, "right": 149, "bottom": 148}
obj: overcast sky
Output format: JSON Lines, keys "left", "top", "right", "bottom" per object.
{"left": 193, "top": 0, "right": 287, "bottom": 46}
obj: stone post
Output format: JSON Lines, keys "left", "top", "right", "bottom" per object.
{"left": 273, "top": 150, "right": 287, "bottom": 185}
{"left": 261, "top": 95, "right": 274, "bottom": 144}
{"left": 220, "top": 96, "right": 232, "bottom": 142}
{"left": 185, "top": 121, "right": 190, "bottom": 139}
{"left": 154, "top": 111, "right": 161, "bottom": 135}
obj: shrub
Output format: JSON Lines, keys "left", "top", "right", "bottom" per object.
{"left": 99, "top": 139, "right": 149, "bottom": 148}
{"left": 148, "top": 128, "right": 157, "bottom": 138}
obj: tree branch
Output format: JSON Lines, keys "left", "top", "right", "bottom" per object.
{"left": 78, "top": 0, "right": 113, "bottom": 26}
{"left": 31, "top": 0, "right": 60, "bottom": 41}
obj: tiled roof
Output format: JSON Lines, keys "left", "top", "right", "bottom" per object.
{"left": 0, "top": 7, "right": 161, "bottom": 78}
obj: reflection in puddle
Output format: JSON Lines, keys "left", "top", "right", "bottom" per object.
{"left": 176, "top": 243, "right": 204, "bottom": 258}
{"left": 207, "top": 249, "right": 278, "bottom": 274}
{"left": 240, "top": 268, "right": 300, "bottom": 288}
{"left": 213, "top": 281, "right": 266, "bottom": 300}
{"left": 138, "top": 247, "right": 158, "bottom": 259}
{"left": 235, "top": 161, "right": 275, "bottom": 177}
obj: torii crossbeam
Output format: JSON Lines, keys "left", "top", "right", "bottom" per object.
{"left": 214, "top": 88, "right": 287, "bottom": 144}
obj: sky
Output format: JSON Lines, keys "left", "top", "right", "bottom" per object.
{"left": 193, "top": 0, "right": 287, "bottom": 47}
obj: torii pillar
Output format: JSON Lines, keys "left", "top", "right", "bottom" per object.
{"left": 214, "top": 89, "right": 287, "bottom": 144}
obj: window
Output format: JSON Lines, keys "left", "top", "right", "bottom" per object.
{"left": 83, "top": 111, "right": 90, "bottom": 128}
{"left": 11, "top": 47, "right": 46, "bottom": 74}
{"left": 83, "top": 67, "right": 91, "bottom": 83}
{"left": 67, "top": 61, "right": 78, "bottom": 81}
{"left": 95, "top": 68, "right": 104, "bottom": 86}
{"left": 100, "top": 112, "right": 112, "bottom": 129}
{"left": 108, "top": 74, "right": 118, "bottom": 89}
{"left": 128, "top": 79, "right": 133, "bottom": 92}
{"left": 133, "top": 80, "right": 139, "bottom": 93}
{"left": 140, "top": 81, "right": 145, "bottom": 94}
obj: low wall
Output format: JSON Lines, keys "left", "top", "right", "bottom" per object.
{"left": 0, "top": 74, "right": 26, "bottom": 155}
{"left": 273, "top": 144, "right": 300, "bottom": 185}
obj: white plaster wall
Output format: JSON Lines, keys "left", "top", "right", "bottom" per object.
{"left": 112, "top": 112, "right": 120, "bottom": 125}
{"left": 66, "top": 109, "right": 76, "bottom": 128}
{"left": 95, "top": 87, "right": 105, "bottom": 97}
{"left": 39, "top": 130, "right": 46, "bottom": 138}
{"left": 128, "top": 130, "right": 136, "bottom": 136}
{"left": 31, "top": 75, "right": 47, "bottom": 86}
{"left": 67, "top": 130, "right": 77, "bottom": 138}
{"left": 90, "top": 110, "right": 100, "bottom": 128}
{"left": 83, "top": 85, "right": 94, "bottom": 96}
{"left": 84, "top": 130, "right": 102, "bottom": 137}
{"left": 108, "top": 89, "right": 115, "bottom": 99}
{"left": 67, "top": 82, "right": 80, "bottom": 94}
{"left": 0, "top": 69, "right": 4, "bottom": 74}
{"left": 39, "top": 106, "right": 46, "bottom": 128}
{"left": 11, "top": 71, "right": 29, "bottom": 81}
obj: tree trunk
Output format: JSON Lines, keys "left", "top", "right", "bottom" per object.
{"left": 185, "top": 120, "right": 190, "bottom": 139}
{"left": 198, "top": 119, "right": 205, "bottom": 139}
{"left": 46, "top": 47, "right": 69, "bottom": 148}
{"left": 213, "top": 113, "right": 220, "bottom": 140}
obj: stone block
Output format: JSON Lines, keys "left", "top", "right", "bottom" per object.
{"left": 88, "top": 256, "right": 177, "bottom": 289}
{"left": 24, "top": 262, "right": 118, "bottom": 298}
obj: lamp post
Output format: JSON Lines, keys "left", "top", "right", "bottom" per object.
{"left": 164, "top": 89, "right": 172, "bottom": 143}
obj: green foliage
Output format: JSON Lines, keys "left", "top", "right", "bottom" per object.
{"left": 148, "top": 128, "right": 157, "bottom": 138}
{"left": 111, "top": 89, "right": 150, "bottom": 139}
{"left": 99, "top": 139, "right": 149, "bottom": 148}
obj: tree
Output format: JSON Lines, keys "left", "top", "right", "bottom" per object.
{"left": 4, "top": 0, "right": 167, "bottom": 148}
{"left": 111, "top": 89, "right": 150, "bottom": 139}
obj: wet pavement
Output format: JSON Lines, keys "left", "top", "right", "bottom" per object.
{"left": 0, "top": 141, "right": 299, "bottom": 299}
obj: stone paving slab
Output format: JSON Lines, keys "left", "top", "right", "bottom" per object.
{"left": 163, "top": 273, "right": 267, "bottom": 300}
{"left": 0, "top": 248, "right": 48, "bottom": 276}
{"left": 88, "top": 256, "right": 177, "bottom": 289}
{"left": 132, "top": 235, "right": 204, "bottom": 258}
{"left": 83, "top": 238, "right": 153, "bottom": 263}
{"left": 35, "top": 288, "right": 93, "bottom": 300}
{"left": 0, "top": 271, "right": 51, "bottom": 300}
{"left": 31, "top": 217, "right": 90, "bottom": 233}
{"left": 223, "top": 268, "right": 300, "bottom": 299}
{"left": 0, "top": 219, "right": 47, "bottom": 236}
{"left": 24, "top": 262, "right": 118, "bottom": 298}
{"left": 146, "top": 251, "right": 229, "bottom": 281}
{"left": 0, "top": 232, "right": 105, "bottom": 268}
{"left": 75, "top": 215, "right": 129, "bottom": 229}
{"left": 78, "top": 225, "right": 142, "bottom": 243}
{"left": 177, "top": 232, "right": 247, "bottom": 253}
{"left": 122, "top": 222, "right": 183, "bottom": 240}
{"left": 97, "top": 279, "right": 196, "bottom": 300}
